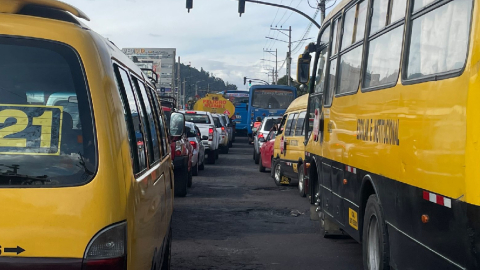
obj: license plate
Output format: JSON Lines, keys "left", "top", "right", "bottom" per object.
{"left": 236, "top": 115, "right": 241, "bottom": 119}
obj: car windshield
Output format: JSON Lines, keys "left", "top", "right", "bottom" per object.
{"left": 0, "top": 36, "right": 96, "bottom": 187}
{"left": 251, "top": 89, "right": 295, "bottom": 109}
{"left": 185, "top": 114, "right": 210, "bottom": 124}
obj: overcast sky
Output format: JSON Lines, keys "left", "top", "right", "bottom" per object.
{"left": 63, "top": 0, "right": 338, "bottom": 90}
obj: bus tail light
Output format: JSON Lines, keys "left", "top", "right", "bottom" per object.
{"left": 83, "top": 222, "right": 126, "bottom": 270}
{"left": 208, "top": 128, "right": 214, "bottom": 141}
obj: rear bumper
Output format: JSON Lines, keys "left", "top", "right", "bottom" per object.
{"left": 0, "top": 257, "right": 82, "bottom": 269}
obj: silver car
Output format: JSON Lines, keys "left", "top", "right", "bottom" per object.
{"left": 253, "top": 116, "right": 282, "bottom": 164}
{"left": 185, "top": 121, "right": 205, "bottom": 176}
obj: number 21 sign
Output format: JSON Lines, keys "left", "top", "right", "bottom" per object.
{"left": 0, "top": 104, "right": 63, "bottom": 155}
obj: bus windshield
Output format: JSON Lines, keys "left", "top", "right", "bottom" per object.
{"left": 251, "top": 89, "right": 295, "bottom": 109}
{"left": 225, "top": 92, "right": 249, "bottom": 106}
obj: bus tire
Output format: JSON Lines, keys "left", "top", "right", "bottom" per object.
{"left": 362, "top": 195, "right": 389, "bottom": 270}
{"left": 298, "top": 165, "right": 306, "bottom": 197}
{"left": 161, "top": 228, "right": 172, "bottom": 270}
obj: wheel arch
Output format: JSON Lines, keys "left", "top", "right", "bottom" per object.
{"left": 359, "top": 174, "right": 380, "bottom": 242}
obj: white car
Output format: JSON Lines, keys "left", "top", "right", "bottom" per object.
{"left": 212, "top": 114, "right": 229, "bottom": 154}
{"left": 185, "top": 121, "right": 205, "bottom": 176}
{"left": 181, "top": 110, "right": 219, "bottom": 164}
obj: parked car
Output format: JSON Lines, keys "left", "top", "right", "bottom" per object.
{"left": 258, "top": 129, "right": 277, "bottom": 173}
{"left": 213, "top": 114, "right": 229, "bottom": 154}
{"left": 253, "top": 116, "right": 282, "bottom": 164}
{"left": 181, "top": 110, "right": 220, "bottom": 164}
{"left": 220, "top": 114, "right": 234, "bottom": 147}
{"left": 185, "top": 121, "right": 205, "bottom": 177}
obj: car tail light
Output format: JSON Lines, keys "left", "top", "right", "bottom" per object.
{"left": 208, "top": 128, "right": 214, "bottom": 141}
{"left": 186, "top": 111, "right": 196, "bottom": 114}
{"left": 221, "top": 127, "right": 225, "bottom": 131}
{"left": 175, "top": 150, "right": 182, "bottom": 156}
{"left": 258, "top": 133, "right": 264, "bottom": 139}
{"left": 83, "top": 222, "right": 126, "bottom": 270}
{"left": 190, "top": 141, "right": 197, "bottom": 149}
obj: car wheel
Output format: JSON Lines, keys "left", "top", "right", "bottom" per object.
{"left": 254, "top": 149, "right": 260, "bottom": 164}
{"left": 174, "top": 169, "right": 188, "bottom": 197}
{"left": 199, "top": 158, "right": 205, "bottom": 170}
{"left": 259, "top": 154, "right": 265, "bottom": 172}
{"left": 363, "top": 195, "right": 390, "bottom": 270}
{"left": 273, "top": 162, "right": 282, "bottom": 186}
{"left": 253, "top": 147, "right": 256, "bottom": 160}
{"left": 187, "top": 169, "right": 193, "bottom": 188}
{"left": 207, "top": 150, "right": 215, "bottom": 164}
{"left": 161, "top": 228, "right": 172, "bottom": 270}
{"left": 298, "top": 165, "right": 306, "bottom": 197}
{"left": 215, "top": 149, "right": 219, "bottom": 159}
{"left": 192, "top": 161, "right": 199, "bottom": 176}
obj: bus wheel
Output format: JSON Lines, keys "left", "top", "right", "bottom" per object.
{"left": 363, "top": 195, "right": 389, "bottom": 270}
{"left": 273, "top": 162, "right": 282, "bottom": 186}
{"left": 298, "top": 165, "right": 306, "bottom": 197}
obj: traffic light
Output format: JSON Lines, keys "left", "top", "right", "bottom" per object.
{"left": 186, "top": 0, "right": 193, "bottom": 12}
{"left": 238, "top": 0, "right": 245, "bottom": 17}
{"left": 243, "top": 77, "right": 247, "bottom": 85}
{"left": 249, "top": 80, "right": 252, "bottom": 87}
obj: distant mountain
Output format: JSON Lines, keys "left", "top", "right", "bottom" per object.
{"left": 179, "top": 63, "right": 237, "bottom": 100}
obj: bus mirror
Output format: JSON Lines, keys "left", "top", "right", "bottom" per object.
{"left": 297, "top": 53, "right": 311, "bottom": 84}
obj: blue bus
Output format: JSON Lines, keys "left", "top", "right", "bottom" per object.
{"left": 247, "top": 85, "right": 297, "bottom": 137}
{"left": 219, "top": 90, "right": 250, "bottom": 135}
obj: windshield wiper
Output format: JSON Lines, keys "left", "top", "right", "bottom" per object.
{"left": 0, "top": 173, "right": 52, "bottom": 185}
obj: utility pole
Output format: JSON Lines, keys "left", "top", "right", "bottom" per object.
{"left": 319, "top": 0, "right": 326, "bottom": 24}
{"left": 177, "top": 56, "right": 181, "bottom": 106}
{"left": 263, "top": 48, "right": 278, "bottom": 84}
{"left": 269, "top": 26, "right": 292, "bottom": 86}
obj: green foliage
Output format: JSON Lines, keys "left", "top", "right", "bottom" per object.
{"left": 180, "top": 63, "right": 237, "bottom": 100}
{"left": 276, "top": 75, "right": 307, "bottom": 96}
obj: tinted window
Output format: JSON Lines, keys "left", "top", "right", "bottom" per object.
{"left": 185, "top": 125, "right": 197, "bottom": 137}
{"left": 0, "top": 37, "right": 96, "bottom": 187}
{"left": 135, "top": 80, "right": 161, "bottom": 163}
{"left": 338, "top": 45, "right": 363, "bottom": 94}
{"left": 406, "top": 0, "right": 472, "bottom": 80}
{"left": 185, "top": 114, "right": 211, "bottom": 124}
{"left": 213, "top": 117, "right": 221, "bottom": 128}
{"left": 364, "top": 26, "right": 404, "bottom": 88}
{"left": 115, "top": 67, "right": 147, "bottom": 173}
{"left": 251, "top": 89, "right": 295, "bottom": 109}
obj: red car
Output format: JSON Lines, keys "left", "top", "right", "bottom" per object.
{"left": 258, "top": 129, "right": 277, "bottom": 173}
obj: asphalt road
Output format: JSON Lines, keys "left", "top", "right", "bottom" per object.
{"left": 171, "top": 137, "right": 363, "bottom": 270}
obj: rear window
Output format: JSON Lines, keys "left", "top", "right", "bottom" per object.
{"left": 0, "top": 37, "right": 96, "bottom": 187}
{"left": 262, "top": 118, "right": 281, "bottom": 132}
{"left": 185, "top": 125, "right": 197, "bottom": 138}
{"left": 185, "top": 114, "right": 210, "bottom": 124}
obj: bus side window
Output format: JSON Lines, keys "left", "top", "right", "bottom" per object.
{"left": 113, "top": 64, "right": 147, "bottom": 173}
{"left": 284, "top": 113, "right": 297, "bottom": 137}
{"left": 296, "top": 111, "right": 307, "bottom": 136}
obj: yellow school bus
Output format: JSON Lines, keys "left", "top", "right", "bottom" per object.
{"left": 298, "top": 0, "right": 480, "bottom": 268}
{"left": 273, "top": 94, "right": 309, "bottom": 196}
{"left": 0, "top": 0, "right": 177, "bottom": 269}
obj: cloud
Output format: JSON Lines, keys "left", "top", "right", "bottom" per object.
{"left": 63, "top": 0, "right": 338, "bottom": 88}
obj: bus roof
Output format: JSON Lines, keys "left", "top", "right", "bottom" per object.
{"left": 286, "top": 94, "right": 309, "bottom": 113}
{"left": 249, "top": 85, "right": 297, "bottom": 91}
{"left": 324, "top": 0, "right": 351, "bottom": 23}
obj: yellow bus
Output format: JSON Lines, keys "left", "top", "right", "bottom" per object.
{"left": 298, "top": 0, "right": 479, "bottom": 268}
{"left": 0, "top": 0, "right": 178, "bottom": 269}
